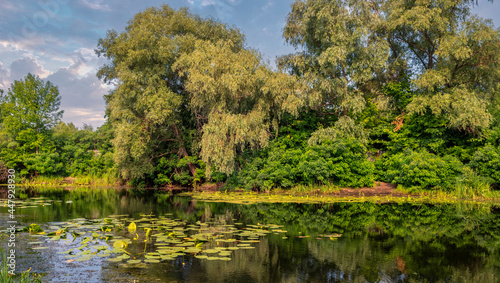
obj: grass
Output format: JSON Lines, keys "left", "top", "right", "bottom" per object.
{"left": 453, "top": 167, "right": 492, "bottom": 199}
{"left": 199, "top": 177, "right": 500, "bottom": 205}
{"left": 392, "top": 167, "right": 500, "bottom": 201}
{"left": 282, "top": 183, "right": 343, "bottom": 195}
{"left": 0, "top": 249, "right": 42, "bottom": 283}
{"left": 19, "top": 172, "right": 119, "bottom": 187}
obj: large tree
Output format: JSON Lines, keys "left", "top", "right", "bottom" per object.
{"left": 96, "top": 5, "right": 303, "bottom": 180}
{"left": 281, "top": 0, "right": 500, "bottom": 134}
{"left": 0, "top": 73, "right": 63, "bottom": 175}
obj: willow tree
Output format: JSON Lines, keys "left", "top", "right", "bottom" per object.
{"left": 281, "top": 0, "right": 500, "bottom": 135}
{"left": 96, "top": 5, "right": 303, "bottom": 180}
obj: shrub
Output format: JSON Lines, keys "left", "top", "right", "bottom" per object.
{"left": 228, "top": 138, "right": 375, "bottom": 190}
{"left": 454, "top": 167, "right": 491, "bottom": 198}
{"left": 382, "top": 149, "right": 464, "bottom": 190}
{"left": 308, "top": 116, "right": 368, "bottom": 146}
{"left": 469, "top": 145, "right": 500, "bottom": 189}
{"left": 154, "top": 156, "right": 206, "bottom": 186}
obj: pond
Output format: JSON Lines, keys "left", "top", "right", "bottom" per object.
{"left": 1, "top": 187, "right": 500, "bottom": 282}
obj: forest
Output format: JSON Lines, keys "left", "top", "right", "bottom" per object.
{"left": 1, "top": 0, "right": 499, "bottom": 195}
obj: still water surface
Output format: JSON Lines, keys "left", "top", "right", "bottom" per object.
{"left": 1, "top": 187, "right": 500, "bottom": 282}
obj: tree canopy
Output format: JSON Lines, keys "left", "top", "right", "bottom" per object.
{"left": 0, "top": 73, "right": 63, "bottom": 176}
{"left": 1, "top": 2, "right": 499, "bottom": 192}
{"left": 96, "top": 5, "right": 304, "bottom": 180}
{"left": 280, "top": 0, "right": 500, "bottom": 134}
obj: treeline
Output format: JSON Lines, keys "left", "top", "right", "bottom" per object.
{"left": 0, "top": 73, "right": 114, "bottom": 180}
{"left": 1, "top": 1, "right": 500, "bottom": 192}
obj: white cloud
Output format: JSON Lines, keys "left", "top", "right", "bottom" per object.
{"left": 261, "top": 1, "right": 274, "bottom": 12}
{"left": 9, "top": 57, "right": 51, "bottom": 81}
{"left": 81, "top": 0, "right": 111, "bottom": 11}
{"left": 0, "top": 36, "right": 47, "bottom": 53}
{"left": 227, "top": 0, "right": 243, "bottom": 6}
{"left": 46, "top": 60, "right": 108, "bottom": 128}
{"left": 187, "top": 0, "right": 216, "bottom": 7}
{"left": 0, "top": 62, "right": 9, "bottom": 89}
{"left": 62, "top": 107, "right": 106, "bottom": 126}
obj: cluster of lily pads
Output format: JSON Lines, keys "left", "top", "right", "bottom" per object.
{"left": 21, "top": 213, "right": 290, "bottom": 268}
{"left": 1, "top": 197, "right": 59, "bottom": 209}
{"left": 187, "top": 191, "right": 489, "bottom": 205}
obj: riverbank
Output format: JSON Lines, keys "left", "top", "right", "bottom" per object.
{"left": 17, "top": 175, "right": 121, "bottom": 187}
{"left": 9, "top": 176, "right": 500, "bottom": 204}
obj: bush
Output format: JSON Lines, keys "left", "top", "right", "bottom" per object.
{"left": 381, "top": 149, "right": 464, "bottom": 190}
{"left": 454, "top": 167, "right": 491, "bottom": 198}
{"left": 228, "top": 138, "right": 375, "bottom": 190}
{"left": 154, "top": 156, "right": 206, "bottom": 186}
{"left": 469, "top": 145, "right": 500, "bottom": 189}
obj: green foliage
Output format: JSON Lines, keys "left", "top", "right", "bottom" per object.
{"left": 469, "top": 145, "right": 500, "bottom": 188}
{"left": 97, "top": 5, "right": 303, "bottom": 180}
{"left": 381, "top": 149, "right": 464, "bottom": 191}
{"left": 0, "top": 73, "right": 62, "bottom": 136}
{"left": 50, "top": 121, "right": 115, "bottom": 178}
{"left": 153, "top": 156, "right": 207, "bottom": 186}
{"left": 407, "top": 15, "right": 500, "bottom": 133}
{"left": 0, "top": 74, "right": 63, "bottom": 177}
{"left": 228, "top": 138, "right": 374, "bottom": 190}
{"left": 384, "top": 110, "right": 484, "bottom": 162}
{"left": 308, "top": 116, "right": 368, "bottom": 146}
{"left": 96, "top": 5, "right": 244, "bottom": 180}
{"left": 1, "top": 2, "right": 498, "bottom": 192}
{"left": 1, "top": 249, "right": 43, "bottom": 283}
{"left": 281, "top": 0, "right": 389, "bottom": 117}
{"left": 454, "top": 167, "right": 491, "bottom": 199}
{"left": 282, "top": 0, "right": 500, "bottom": 134}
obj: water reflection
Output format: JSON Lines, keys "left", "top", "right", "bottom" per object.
{"left": 0, "top": 187, "right": 499, "bottom": 282}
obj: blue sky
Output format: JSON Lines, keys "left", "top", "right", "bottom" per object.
{"left": 0, "top": 0, "right": 498, "bottom": 128}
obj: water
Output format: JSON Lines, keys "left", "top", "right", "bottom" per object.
{"left": 1, "top": 187, "right": 500, "bottom": 282}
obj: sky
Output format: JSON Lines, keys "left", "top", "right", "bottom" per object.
{"left": 0, "top": 0, "right": 498, "bottom": 129}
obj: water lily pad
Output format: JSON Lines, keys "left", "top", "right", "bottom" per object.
{"left": 57, "top": 249, "right": 73, "bottom": 254}
{"left": 75, "top": 255, "right": 94, "bottom": 262}
{"left": 203, "top": 249, "right": 219, "bottom": 254}
{"left": 145, "top": 259, "right": 160, "bottom": 263}
{"left": 117, "top": 254, "right": 131, "bottom": 260}
{"left": 127, "top": 259, "right": 142, "bottom": 264}
{"left": 185, "top": 247, "right": 202, "bottom": 253}
{"left": 76, "top": 244, "right": 88, "bottom": 250}
{"left": 145, "top": 255, "right": 160, "bottom": 259}
{"left": 113, "top": 240, "right": 128, "bottom": 249}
